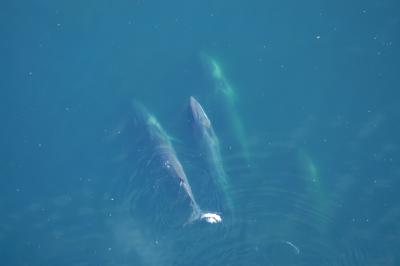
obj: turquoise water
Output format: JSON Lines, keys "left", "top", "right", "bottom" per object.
{"left": 1, "top": 1, "right": 400, "bottom": 265}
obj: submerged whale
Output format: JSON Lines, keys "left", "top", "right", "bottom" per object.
{"left": 189, "top": 96, "right": 234, "bottom": 212}
{"left": 135, "top": 102, "right": 222, "bottom": 224}
{"left": 200, "top": 53, "right": 250, "bottom": 164}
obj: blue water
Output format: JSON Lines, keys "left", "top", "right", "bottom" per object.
{"left": 1, "top": 1, "right": 400, "bottom": 265}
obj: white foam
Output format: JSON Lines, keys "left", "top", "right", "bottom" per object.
{"left": 201, "top": 213, "right": 222, "bottom": 224}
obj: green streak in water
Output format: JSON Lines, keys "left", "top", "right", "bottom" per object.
{"left": 202, "top": 53, "right": 250, "bottom": 164}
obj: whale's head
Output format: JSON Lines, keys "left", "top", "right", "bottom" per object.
{"left": 189, "top": 96, "right": 211, "bottom": 129}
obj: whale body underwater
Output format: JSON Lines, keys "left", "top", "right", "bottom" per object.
{"left": 189, "top": 96, "right": 234, "bottom": 213}
{"left": 189, "top": 96, "right": 229, "bottom": 188}
{"left": 133, "top": 102, "right": 222, "bottom": 224}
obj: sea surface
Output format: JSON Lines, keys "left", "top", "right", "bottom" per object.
{"left": 1, "top": 1, "right": 399, "bottom": 265}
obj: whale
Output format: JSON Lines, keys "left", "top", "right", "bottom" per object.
{"left": 134, "top": 102, "right": 222, "bottom": 224}
{"left": 199, "top": 53, "right": 250, "bottom": 164}
{"left": 189, "top": 96, "right": 234, "bottom": 212}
